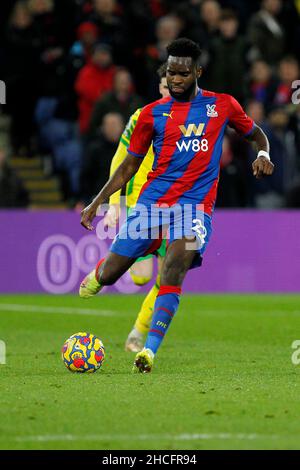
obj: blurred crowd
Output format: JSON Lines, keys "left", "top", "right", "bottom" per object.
{"left": 0, "top": 0, "right": 300, "bottom": 208}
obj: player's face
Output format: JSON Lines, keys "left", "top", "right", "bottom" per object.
{"left": 159, "top": 77, "right": 170, "bottom": 98}
{"left": 166, "top": 56, "right": 201, "bottom": 101}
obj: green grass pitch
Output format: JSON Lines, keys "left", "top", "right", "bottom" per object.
{"left": 0, "top": 293, "right": 300, "bottom": 450}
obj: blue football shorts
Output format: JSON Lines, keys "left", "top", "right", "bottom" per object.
{"left": 109, "top": 203, "right": 212, "bottom": 269}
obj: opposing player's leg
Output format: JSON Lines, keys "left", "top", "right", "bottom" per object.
{"left": 125, "top": 272, "right": 160, "bottom": 352}
{"left": 125, "top": 251, "right": 165, "bottom": 352}
{"left": 129, "top": 256, "right": 153, "bottom": 286}
{"left": 133, "top": 255, "right": 164, "bottom": 334}
{"left": 79, "top": 252, "right": 135, "bottom": 298}
{"left": 133, "top": 238, "right": 196, "bottom": 372}
{"left": 125, "top": 277, "right": 160, "bottom": 352}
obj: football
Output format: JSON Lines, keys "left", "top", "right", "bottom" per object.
{"left": 62, "top": 332, "right": 105, "bottom": 373}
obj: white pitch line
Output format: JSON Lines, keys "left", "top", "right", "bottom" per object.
{"left": 0, "top": 303, "right": 117, "bottom": 317}
{"left": 11, "top": 433, "right": 279, "bottom": 443}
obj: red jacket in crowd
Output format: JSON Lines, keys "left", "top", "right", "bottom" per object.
{"left": 75, "top": 62, "right": 116, "bottom": 133}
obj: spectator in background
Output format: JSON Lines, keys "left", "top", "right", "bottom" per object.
{"left": 247, "top": 0, "right": 285, "bottom": 65}
{"left": 4, "top": 1, "right": 40, "bottom": 156}
{"left": 75, "top": 0, "right": 95, "bottom": 23}
{"left": 75, "top": 43, "right": 116, "bottom": 135}
{"left": 248, "top": 106, "right": 297, "bottom": 208}
{"left": 89, "top": 0, "right": 129, "bottom": 64}
{"left": 144, "top": 14, "right": 182, "bottom": 99}
{"left": 62, "top": 22, "right": 100, "bottom": 121}
{"left": 289, "top": 104, "right": 300, "bottom": 167}
{"left": 122, "top": 0, "right": 158, "bottom": 97}
{"left": 0, "top": 149, "right": 29, "bottom": 207}
{"left": 175, "top": 0, "right": 220, "bottom": 51}
{"left": 80, "top": 112, "right": 124, "bottom": 202}
{"left": 0, "top": 1, "right": 18, "bottom": 46}
{"left": 217, "top": 98, "right": 268, "bottom": 208}
{"left": 170, "top": 2, "right": 200, "bottom": 43}
{"left": 48, "top": 22, "right": 100, "bottom": 126}
{"left": 247, "top": 60, "right": 278, "bottom": 112}
{"left": 206, "top": 9, "right": 247, "bottom": 103}
{"left": 245, "top": 100, "right": 266, "bottom": 127}
{"left": 216, "top": 133, "right": 248, "bottom": 207}
{"left": 34, "top": 95, "right": 83, "bottom": 202}
{"left": 27, "top": 0, "right": 54, "bottom": 17}
{"left": 87, "top": 67, "right": 144, "bottom": 139}
{"left": 70, "top": 21, "right": 99, "bottom": 62}
{"left": 200, "top": 0, "right": 221, "bottom": 36}
{"left": 27, "top": 0, "right": 67, "bottom": 97}
{"left": 184, "top": 0, "right": 221, "bottom": 82}
{"left": 194, "top": 0, "right": 221, "bottom": 45}
{"left": 278, "top": 0, "right": 300, "bottom": 59}
{"left": 27, "top": 0, "right": 75, "bottom": 52}
{"left": 272, "top": 56, "right": 300, "bottom": 106}
{"left": 211, "top": 0, "right": 261, "bottom": 31}
{"left": 123, "top": 0, "right": 156, "bottom": 53}
{"left": 286, "top": 183, "right": 300, "bottom": 207}
{"left": 285, "top": 106, "right": 300, "bottom": 207}
{"left": 29, "top": 0, "right": 80, "bottom": 129}
{"left": 145, "top": 14, "right": 181, "bottom": 66}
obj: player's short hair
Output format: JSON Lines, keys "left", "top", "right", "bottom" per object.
{"left": 166, "top": 38, "right": 202, "bottom": 65}
{"left": 157, "top": 63, "right": 167, "bottom": 79}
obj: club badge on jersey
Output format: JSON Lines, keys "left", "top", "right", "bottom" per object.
{"left": 206, "top": 104, "right": 218, "bottom": 117}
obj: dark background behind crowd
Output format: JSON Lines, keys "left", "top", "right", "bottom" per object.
{"left": 0, "top": 0, "right": 299, "bottom": 209}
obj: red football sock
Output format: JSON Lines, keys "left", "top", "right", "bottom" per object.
{"left": 95, "top": 258, "right": 105, "bottom": 282}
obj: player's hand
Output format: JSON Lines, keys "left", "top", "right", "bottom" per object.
{"left": 252, "top": 156, "right": 274, "bottom": 179}
{"left": 103, "top": 204, "right": 120, "bottom": 228}
{"left": 80, "top": 201, "right": 99, "bottom": 231}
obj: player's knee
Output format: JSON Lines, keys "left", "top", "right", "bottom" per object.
{"left": 129, "top": 260, "right": 153, "bottom": 286}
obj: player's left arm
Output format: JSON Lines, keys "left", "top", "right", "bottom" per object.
{"left": 245, "top": 125, "right": 274, "bottom": 179}
{"left": 228, "top": 95, "right": 274, "bottom": 179}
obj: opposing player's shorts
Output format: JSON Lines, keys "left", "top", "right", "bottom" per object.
{"left": 110, "top": 204, "right": 212, "bottom": 269}
{"left": 133, "top": 237, "right": 167, "bottom": 262}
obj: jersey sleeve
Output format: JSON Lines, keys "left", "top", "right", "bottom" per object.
{"left": 128, "top": 105, "right": 154, "bottom": 158}
{"left": 109, "top": 109, "right": 143, "bottom": 204}
{"left": 120, "top": 108, "right": 142, "bottom": 149}
{"left": 227, "top": 95, "right": 255, "bottom": 136}
{"left": 108, "top": 140, "right": 128, "bottom": 205}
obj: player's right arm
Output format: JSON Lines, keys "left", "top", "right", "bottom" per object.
{"left": 103, "top": 140, "right": 127, "bottom": 227}
{"left": 80, "top": 105, "right": 154, "bottom": 231}
{"left": 81, "top": 154, "right": 142, "bottom": 230}
{"left": 104, "top": 109, "right": 141, "bottom": 227}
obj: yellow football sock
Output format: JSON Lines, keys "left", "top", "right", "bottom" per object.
{"left": 134, "top": 274, "right": 161, "bottom": 334}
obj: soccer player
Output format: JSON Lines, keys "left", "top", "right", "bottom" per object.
{"left": 79, "top": 38, "right": 274, "bottom": 373}
{"left": 103, "top": 64, "right": 169, "bottom": 352}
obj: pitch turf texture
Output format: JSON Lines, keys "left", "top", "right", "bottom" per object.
{"left": 0, "top": 294, "right": 300, "bottom": 450}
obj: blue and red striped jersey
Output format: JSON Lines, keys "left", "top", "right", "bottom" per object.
{"left": 128, "top": 89, "right": 254, "bottom": 215}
